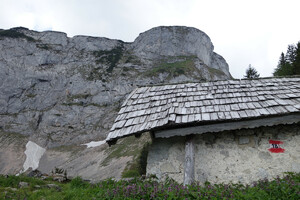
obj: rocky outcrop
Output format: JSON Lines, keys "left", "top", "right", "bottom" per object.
{"left": 0, "top": 26, "right": 231, "bottom": 180}
{"left": 131, "top": 26, "right": 230, "bottom": 76}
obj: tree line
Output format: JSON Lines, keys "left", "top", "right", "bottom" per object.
{"left": 273, "top": 41, "right": 300, "bottom": 76}
{"left": 244, "top": 41, "right": 300, "bottom": 79}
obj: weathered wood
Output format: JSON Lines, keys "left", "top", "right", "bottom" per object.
{"left": 106, "top": 78, "right": 300, "bottom": 143}
{"left": 184, "top": 135, "right": 195, "bottom": 185}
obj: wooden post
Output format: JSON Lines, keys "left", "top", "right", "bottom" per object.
{"left": 183, "top": 134, "right": 195, "bottom": 185}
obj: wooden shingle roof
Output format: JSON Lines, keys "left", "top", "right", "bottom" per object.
{"left": 106, "top": 77, "right": 300, "bottom": 143}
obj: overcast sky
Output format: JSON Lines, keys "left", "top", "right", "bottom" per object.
{"left": 1, "top": 0, "right": 300, "bottom": 78}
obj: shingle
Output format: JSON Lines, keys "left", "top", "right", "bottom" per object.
{"left": 257, "top": 96, "right": 266, "bottom": 101}
{"left": 284, "top": 105, "right": 298, "bottom": 112}
{"left": 203, "top": 100, "right": 211, "bottom": 106}
{"left": 272, "top": 106, "right": 287, "bottom": 114}
{"left": 175, "top": 115, "right": 182, "bottom": 123}
{"left": 286, "top": 93, "right": 297, "bottom": 98}
{"left": 274, "top": 98, "right": 289, "bottom": 105}
{"left": 257, "top": 108, "right": 270, "bottom": 115}
{"left": 253, "top": 102, "right": 262, "bottom": 108}
{"left": 238, "top": 103, "right": 248, "bottom": 110}
{"left": 124, "top": 118, "right": 134, "bottom": 127}
{"left": 119, "top": 107, "right": 126, "bottom": 114}
{"left": 266, "top": 107, "right": 277, "bottom": 115}
{"left": 188, "top": 114, "right": 195, "bottom": 122}
{"left": 230, "top": 104, "right": 240, "bottom": 111}
{"left": 224, "top": 112, "right": 232, "bottom": 119}
{"left": 214, "top": 106, "right": 220, "bottom": 112}
{"left": 258, "top": 101, "right": 268, "bottom": 108}
{"left": 219, "top": 105, "right": 226, "bottom": 112}
{"left": 238, "top": 110, "right": 248, "bottom": 118}
{"left": 206, "top": 106, "right": 214, "bottom": 112}
{"left": 107, "top": 78, "right": 300, "bottom": 141}
{"left": 210, "top": 113, "right": 219, "bottom": 120}
{"left": 182, "top": 115, "right": 188, "bottom": 123}
{"left": 224, "top": 105, "right": 231, "bottom": 111}
{"left": 217, "top": 112, "right": 226, "bottom": 120}
{"left": 150, "top": 120, "right": 159, "bottom": 128}
{"left": 265, "top": 100, "right": 277, "bottom": 106}
{"left": 230, "top": 111, "right": 240, "bottom": 119}
{"left": 202, "top": 113, "right": 210, "bottom": 121}
{"left": 245, "top": 109, "right": 259, "bottom": 117}
{"left": 169, "top": 114, "right": 176, "bottom": 122}
{"left": 195, "top": 114, "right": 202, "bottom": 121}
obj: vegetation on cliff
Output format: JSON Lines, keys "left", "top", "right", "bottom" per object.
{"left": 0, "top": 28, "right": 35, "bottom": 41}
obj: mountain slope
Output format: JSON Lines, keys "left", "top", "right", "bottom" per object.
{"left": 0, "top": 26, "right": 231, "bottom": 181}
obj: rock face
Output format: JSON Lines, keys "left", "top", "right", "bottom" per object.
{"left": 132, "top": 26, "right": 230, "bottom": 77}
{"left": 0, "top": 26, "right": 231, "bottom": 180}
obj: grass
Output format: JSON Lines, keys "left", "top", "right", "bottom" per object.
{"left": 206, "top": 66, "right": 226, "bottom": 76}
{"left": 0, "top": 172, "right": 299, "bottom": 199}
{"left": 145, "top": 56, "right": 197, "bottom": 79}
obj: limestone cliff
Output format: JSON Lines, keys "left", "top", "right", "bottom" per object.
{"left": 0, "top": 26, "right": 231, "bottom": 181}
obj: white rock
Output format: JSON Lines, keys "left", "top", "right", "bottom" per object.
{"left": 22, "top": 141, "right": 46, "bottom": 172}
{"left": 82, "top": 140, "right": 106, "bottom": 148}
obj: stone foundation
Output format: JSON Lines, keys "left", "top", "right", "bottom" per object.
{"left": 147, "top": 123, "right": 300, "bottom": 184}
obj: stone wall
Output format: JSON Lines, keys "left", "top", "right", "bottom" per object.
{"left": 147, "top": 122, "right": 300, "bottom": 184}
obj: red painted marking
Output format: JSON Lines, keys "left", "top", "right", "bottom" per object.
{"left": 268, "top": 140, "right": 285, "bottom": 153}
{"left": 269, "top": 140, "right": 283, "bottom": 144}
{"left": 268, "top": 148, "right": 285, "bottom": 153}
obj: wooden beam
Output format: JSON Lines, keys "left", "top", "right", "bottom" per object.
{"left": 155, "top": 114, "right": 300, "bottom": 138}
{"left": 183, "top": 135, "right": 195, "bottom": 185}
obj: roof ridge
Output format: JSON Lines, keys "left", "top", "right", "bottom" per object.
{"left": 136, "top": 76, "right": 300, "bottom": 88}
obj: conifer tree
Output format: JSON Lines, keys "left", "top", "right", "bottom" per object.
{"left": 274, "top": 52, "right": 293, "bottom": 76}
{"left": 244, "top": 64, "right": 260, "bottom": 79}
{"left": 273, "top": 41, "right": 300, "bottom": 76}
{"left": 293, "top": 41, "right": 300, "bottom": 75}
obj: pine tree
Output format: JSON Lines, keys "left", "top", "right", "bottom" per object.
{"left": 273, "top": 52, "right": 293, "bottom": 76}
{"left": 244, "top": 64, "right": 260, "bottom": 79}
{"left": 286, "top": 44, "right": 296, "bottom": 64}
{"left": 273, "top": 41, "right": 300, "bottom": 76}
{"left": 292, "top": 41, "right": 300, "bottom": 75}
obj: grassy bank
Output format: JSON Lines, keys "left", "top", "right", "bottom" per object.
{"left": 0, "top": 172, "right": 299, "bottom": 199}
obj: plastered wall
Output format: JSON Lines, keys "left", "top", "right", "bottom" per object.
{"left": 147, "top": 123, "right": 300, "bottom": 184}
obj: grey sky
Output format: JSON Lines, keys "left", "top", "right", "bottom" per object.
{"left": 1, "top": 0, "right": 300, "bottom": 78}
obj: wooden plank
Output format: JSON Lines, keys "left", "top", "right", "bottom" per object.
{"left": 184, "top": 135, "right": 195, "bottom": 186}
